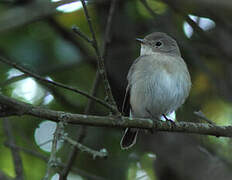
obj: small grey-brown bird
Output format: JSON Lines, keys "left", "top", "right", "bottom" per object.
{"left": 120, "top": 32, "right": 191, "bottom": 149}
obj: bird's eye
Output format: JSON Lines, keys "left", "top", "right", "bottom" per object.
{"left": 155, "top": 41, "right": 162, "bottom": 47}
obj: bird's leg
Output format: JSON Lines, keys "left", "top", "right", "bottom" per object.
{"left": 162, "top": 114, "right": 175, "bottom": 124}
{"left": 146, "top": 108, "right": 160, "bottom": 134}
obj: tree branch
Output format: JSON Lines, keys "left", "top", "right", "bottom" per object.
{"left": 0, "top": 55, "right": 117, "bottom": 113}
{"left": 80, "top": 0, "right": 119, "bottom": 113}
{"left": 47, "top": 18, "right": 97, "bottom": 68}
{"left": 59, "top": 74, "right": 100, "bottom": 180}
{"left": 62, "top": 136, "right": 108, "bottom": 159}
{"left": 5, "top": 143, "right": 107, "bottom": 180}
{"left": 1, "top": 94, "right": 232, "bottom": 138}
{"left": 0, "top": 170, "right": 13, "bottom": 180}
{"left": 3, "top": 119, "right": 24, "bottom": 180}
{"left": 60, "top": 1, "right": 119, "bottom": 178}
{"left": 43, "top": 121, "right": 64, "bottom": 180}
{"left": 162, "top": 0, "right": 232, "bottom": 62}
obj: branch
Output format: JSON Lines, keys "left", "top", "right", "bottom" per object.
{"left": 141, "top": 0, "right": 232, "bottom": 63}
{"left": 62, "top": 136, "right": 108, "bottom": 159}
{"left": 3, "top": 119, "right": 24, "bottom": 180}
{"left": 102, "top": 0, "right": 118, "bottom": 52}
{"left": 43, "top": 121, "right": 64, "bottom": 180}
{"left": 0, "top": 55, "right": 117, "bottom": 113}
{"left": 72, "top": 26, "right": 93, "bottom": 44}
{"left": 60, "top": 2, "right": 119, "bottom": 177}
{"left": 59, "top": 74, "right": 100, "bottom": 180}
{"left": 80, "top": 0, "right": 119, "bottom": 112}
{"left": 194, "top": 111, "right": 216, "bottom": 125}
{"left": 47, "top": 18, "right": 96, "bottom": 67}
{"left": 0, "top": 170, "right": 13, "bottom": 180}
{"left": 162, "top": 0, "right": 232, "bottom": 62}
{"left": 5, "top": 142, "right": 47, "bottom": 161}
{"left": 5, "top": 143, "right": 107, "bottom": 180}
{"left": 1, "top": 94, "right": 232, "bottom": 138}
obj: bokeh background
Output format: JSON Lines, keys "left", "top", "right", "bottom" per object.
{"left": 1, "top": 0, "right": 232, "bottom": 180}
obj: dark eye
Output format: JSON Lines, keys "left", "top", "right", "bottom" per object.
{"left": 155, "top": 41, "right": 162, "bottom": 47}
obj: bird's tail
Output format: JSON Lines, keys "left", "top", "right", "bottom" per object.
{"left": 120, "top": 128, "right": 139, "bottom": 150}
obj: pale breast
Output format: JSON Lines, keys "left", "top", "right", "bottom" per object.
{"left": 128, "top": 54, "right": 191, "bottom": 118}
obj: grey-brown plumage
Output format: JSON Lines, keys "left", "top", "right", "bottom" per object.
{"left": 120, "top": 32, "right": 191, "bottom": 150}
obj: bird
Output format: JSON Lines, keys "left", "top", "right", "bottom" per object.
{"left": 120, "top": 32, "right": 191, "bottom": 150}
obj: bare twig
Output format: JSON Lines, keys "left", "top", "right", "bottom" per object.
{"left": 102, "top": 0, "right": 118, "bottom": 51}
{"left": 0, "top": 56, "right": 117, "bottom": 113}
{"left": 5, "top": 143, "right": 106, "bottom": 180}
{"left": 58, "top": 1, "right": 118, "bottom": 178}
{"left": 72, "top": 26, "right": 93, "bottom": 43}
{"left": 162, "top": 0, "right": 232, "bottom": 62}
{"left": 1, "top": 74, "right": 27, "bottom": 87}
{"left": 0, "top": 170, "right": 13, "bottom": 180}
{"left": 59, "top": 75, "right": 100, "bottom": 180}
{"left": 2, "top": 72, "right": 82, "bottom": 112}
{"left": 140, "top": 3, "right": 232, "bottom": 110}
{"left": 80, "top": 0, "right": 119, "bottom": 113}
{"left": 3, "top": 118, "right": 24, "bottom": 180}
{"left": 194, "top": 111, "right": 216, "bottom": 125}
{"left": 5, "top": 142, "right": 47, "bottom": 161}
{"left": 62, "top": 136, "right": 108, "bottom": 159}
{"left": 47, "top": 86, "right": 82, "bottom": 110}
{"left": 47, "top": 17, "right": 96, "bottom": 67}
{"left": 1, "top": 94, "right": 232, "bottom": 138}
{"left": 43, "top": 121, "right": 65, "bottom": 180}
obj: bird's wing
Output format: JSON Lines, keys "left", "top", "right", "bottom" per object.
{"left": 127, "top": 56, "right": 142, "bottom": 83}
{"left": 122, "top": 56, "right": 143, "bottom": 115}
{"left": 122, "top": 85, "right": 130, "bottom": 115}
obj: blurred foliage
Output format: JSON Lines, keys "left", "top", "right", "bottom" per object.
{"left": 137, "top": 0, "right": 167, "bottom": 17}
{"left": 127, "top": 153, "right": 157, "bottom": 180}
{"left": 0, "top": 0, "right": 232, "bottom": 180}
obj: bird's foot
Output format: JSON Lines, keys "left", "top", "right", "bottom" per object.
{"left": 162, "top": 114, "right": 175, "bottom": 124}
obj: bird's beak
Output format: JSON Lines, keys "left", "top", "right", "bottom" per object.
{"left": 136, "top": 38, "right": 145, "bottom": 44}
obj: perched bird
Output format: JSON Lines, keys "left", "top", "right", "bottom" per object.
{"left": 120, "top": 32, "right": 191, "bottom": 149}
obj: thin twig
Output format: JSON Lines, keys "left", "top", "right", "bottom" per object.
{"left": 140, "top": 1, "right": 232, "bottom": 110}
{"left": 47, "top": 17, "right": 96, "bottom": 66}
{"left": 163, "top": 0, "right": 232, "bottom": 63}
{"left": 47, "top": 17, "right": 96, "bottom": 67}
{"left": 1, "top": 74, "right": 27, "bottom": 87}
{"left": 1, "top": 66, "right": 83, "bottom": 111}
{"left": 47, "top": 86, "right": 82, "bottom": 110}
{"left": 142, "top": 0, "right": 232, "bottom": 63}
{"left": 3, "top": 118, "right": 24, "bottom": 180}
{"left": 5, "top": 142, "right": 47, "bottom": 161}
{"left": 43, "top": 121, "right": 65, "bottom": 180}
{"left": 80, "top": 0, "right": 119, "bottom": 113}
{"left": 60, "top": 1, "right": 118, "bottom": 178}
{"left": 59, "top": 75, "right": 100, "bottom": 180}
{"left": 194, "top": 111, "right": 216, "bottom": 125}
{"left": 102, "top": 0, "right": 118, "bottom": 52}
{"left": 0, "top": 56, "right": 117, "bottom": 113}
{"left": 0, "top": 170, "right": 13, "bottom": 180}
{"left": 72, "top": 26, "right": 93, "bottom": 43}
{"left": 5, "top": 143, "right": 106, "bottom": 180}
{"left": 38, "top": 139, "right": 53, "bottom": 148}
{"left": 62, "top": 136, "right": 108, "bottom": 159}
